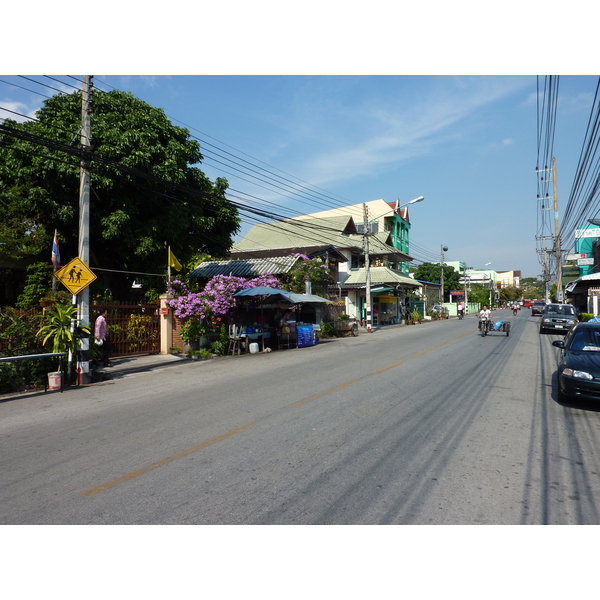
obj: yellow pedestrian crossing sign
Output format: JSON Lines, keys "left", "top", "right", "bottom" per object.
{"left": 54, "top": 257, "right": 97, "bottom": 295}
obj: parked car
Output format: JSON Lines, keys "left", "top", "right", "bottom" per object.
{"left": 531, "top": 301, "right": 546, "bottom": 316}
{"left": 540, "top": 303, "right": 578, "bottom": 334}
{"left": 553, "top": 322, "right": 600, "bottom": 402}
{"left": 431, "top": 305, "right": 448, "bottom": 318}
{"left": 523, "top": 300, "right": 534, "bottom": 308}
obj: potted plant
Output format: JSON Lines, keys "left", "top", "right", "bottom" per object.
{"left": 36, "top": 303, "right": 90, "bottom": 385}
{"left": 179, "top": 318, "right": 205, "bottom": 352}
{"left": 410, "top": 310, "right": 423, "bottom": 324}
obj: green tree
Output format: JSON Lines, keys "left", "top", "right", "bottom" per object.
{"left": 412, "top": 262, "right": 461, "bottom": 302}
{"left": 499, "top": 286, "right": 522, "bottom": 304}
{"left": 0, "top": 89, "right": 240, "bottom": 300}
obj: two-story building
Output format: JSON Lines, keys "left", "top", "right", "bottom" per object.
{"left": 230, "top": 211, "right": 420, "bottom": 324}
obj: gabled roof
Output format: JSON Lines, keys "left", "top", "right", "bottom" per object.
{"left": 189, "top": 256, "right": 298, "bottom": 279}
{"left": 232, "top": 215, "right": 360, "bottom": 253}
{"left": 231, "top": 215, "right": 412, "bottom": 262}
{"left": 342, "top": 267, "right": 420, "bottom": 288}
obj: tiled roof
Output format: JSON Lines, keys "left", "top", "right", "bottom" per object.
{"left": 189, "top": 256, "right": 298, "bottom": 279}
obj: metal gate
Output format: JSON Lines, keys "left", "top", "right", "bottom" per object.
{"left": 92, "top": 302, "right": 160, "bottom": 357}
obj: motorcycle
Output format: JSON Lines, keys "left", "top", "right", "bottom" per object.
{"left": 479, "top": 315, "right": 489, "bottom": 337}
{"left": 458, "top": 309, "right": 464, "bottom": 320}
{"left": 512, "top": 306, "right": 518, "bottom": 316}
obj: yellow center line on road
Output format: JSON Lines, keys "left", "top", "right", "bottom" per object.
{"left": 80, "top": 423, "right": 256, "bottom": 497}
{"left": 373, "top": 360, "right": 406, "bottom": 374}
{"left": 454, "top": 329, "right": 477, "bottom": 338}
{"left": 437, "top": 340, "right": 451, "bottom": 347}
{"left": 413, "top": 348, "right": 432, "bottom": 357}
{"left": 290, "top": 380, "right": 359, "bottom": 408}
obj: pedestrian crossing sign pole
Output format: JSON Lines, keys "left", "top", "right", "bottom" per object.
{"left": 54, "top": 257, "right": 97, "bottom": 295}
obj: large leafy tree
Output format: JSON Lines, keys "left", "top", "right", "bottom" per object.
{"left": 0, "top": 88, "right": 240, "bottom": 300}
{"left": 412, "top": 262, "right": 461, "bottom": 302}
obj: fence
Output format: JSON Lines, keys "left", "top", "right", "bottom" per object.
{"left": 0, "top": 303, "right": 161, "bottom": 358}
{"left": 92, "top": 302, "right": 160, "bottom": 357}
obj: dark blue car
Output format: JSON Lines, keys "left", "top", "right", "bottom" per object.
{"left": 553, "top": 322, "right": 600, "bottom": 402}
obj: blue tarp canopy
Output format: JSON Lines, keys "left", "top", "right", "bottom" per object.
{"left": 233, "top": 287, "right": 330, "bottom": 303}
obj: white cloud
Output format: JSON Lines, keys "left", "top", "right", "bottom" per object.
{"left": 0, "top": 100, "right": 36, "bottom": 122}
{"left": 294, "top": 77, "right": 530, "bottom": 188}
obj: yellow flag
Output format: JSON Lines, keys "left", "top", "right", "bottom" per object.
{"left": 168, "top": 247, "right": 182, "bottom": 271}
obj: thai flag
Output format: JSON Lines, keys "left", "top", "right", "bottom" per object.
{"left": 51, "top": 231, "right": 60, "bottom": 269}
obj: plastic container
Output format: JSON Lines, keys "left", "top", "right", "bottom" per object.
{"left": 249, "top": 343, "right": 259, "bottom": 354}
{"left": 48, "top": 371, "right": 62, "bottom": 391}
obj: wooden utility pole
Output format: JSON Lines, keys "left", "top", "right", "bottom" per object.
{"left": 77, "top": 75, "right": 93, "bottom": 383}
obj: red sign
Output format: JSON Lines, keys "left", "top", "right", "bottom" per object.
{"left": 450, "top": 291, "right": 464, "bottom": 295}
{"left": 161, "top": 307, "right": 169, "bottom": 315}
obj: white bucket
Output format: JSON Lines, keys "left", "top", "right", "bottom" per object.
{"left": 249, "top": 342, "right": 259, "bottom": 354}
{"left": 48, "top": 371, "right": 62, "bottom": 391}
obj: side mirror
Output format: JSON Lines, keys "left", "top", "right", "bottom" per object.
{"left": 552, "top": 340, "right": 565, "bottom": 349}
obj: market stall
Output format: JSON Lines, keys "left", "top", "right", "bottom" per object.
{"left": 232, "top": 286, "right": 329, "bottom": 353}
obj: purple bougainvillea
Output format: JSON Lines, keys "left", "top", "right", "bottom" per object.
{"left": 166, "top": 273, "right": 281, "bottom": 333}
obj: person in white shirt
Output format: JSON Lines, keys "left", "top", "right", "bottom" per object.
{"left": 478, "top": 305, "right": 492, "bottom": 330}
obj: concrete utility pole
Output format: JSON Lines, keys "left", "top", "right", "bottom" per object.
{"left": 77, "top": 75, "right": 93, "bottom": 384}
{"left": 553, "top": 157, "right": 562, "bottom": 301}
{"left": 440, "top": 245, "right": 448, "bottom": 304}
{"left": 363, "top": 203, "right": 372, "bottom": 333}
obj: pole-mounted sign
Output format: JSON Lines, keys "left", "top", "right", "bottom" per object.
{"left": 54, "top": 257, "right": 97, "bottom": 295}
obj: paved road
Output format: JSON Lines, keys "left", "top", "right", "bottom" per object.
{"left": 2, "top": 309, "right": 600, "bottom": 524}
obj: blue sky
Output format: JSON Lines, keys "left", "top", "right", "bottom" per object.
{"left": 2, "top": 5, "right": 597, "bottom": 281}
{"left": 2, "top": 74, "right": 597, "bottom": 279}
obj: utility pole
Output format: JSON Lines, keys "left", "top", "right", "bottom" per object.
{"left": 363, "top": 203, "right": 372, "bottom": 333}
{"left": 440, "top": 245, "right": 448, "bottom": 304}
{"left": 553, "top": 157, "right": 562, "bottom": 301}
{"left": 77, "top": 75, "right": 93, "bottom": 384}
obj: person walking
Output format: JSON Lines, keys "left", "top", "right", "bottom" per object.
{"left": 94, "top": 308, "right": 111, "bottom": 367}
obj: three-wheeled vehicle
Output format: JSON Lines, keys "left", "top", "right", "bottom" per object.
{"left": 480, "top": 316, "right": 510, "bottom": 337}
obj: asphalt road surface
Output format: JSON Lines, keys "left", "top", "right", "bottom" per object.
{"left": 2, "top": 308, "right": 600, "bottom": 524}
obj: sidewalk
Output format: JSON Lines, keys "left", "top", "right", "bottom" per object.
{"left": 1, "top": 317, "right": 461, "bottom": 400}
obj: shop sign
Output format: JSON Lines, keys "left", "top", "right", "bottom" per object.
{"left": 575, "top": 228, "right": 600, "bottom": 239}
{"left": 565, "top": 253, "right": 588, "bottom": 261}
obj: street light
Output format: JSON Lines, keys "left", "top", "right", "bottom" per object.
{"left": 397, "top": 196, "right": 424, "bottom": 209}
{"left": 440, "top": 245, "right": 448, "bottom": 304}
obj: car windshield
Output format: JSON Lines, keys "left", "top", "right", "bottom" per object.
{"left": 567, "top": 328, "right": 600, "bottom": 352}
{"left": 545, "top": 305, "right": 575, "bottom": 316}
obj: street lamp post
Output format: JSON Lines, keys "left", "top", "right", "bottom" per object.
{"left": 440, "top": 245, "right": 448, "bottom": 304}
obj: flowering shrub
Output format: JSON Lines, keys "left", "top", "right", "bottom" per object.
{"left": 278, "top": 253, "right": 331, "bottom": 294}
{"left": 166, "top": 273, "right": 281, "bottom": 334}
